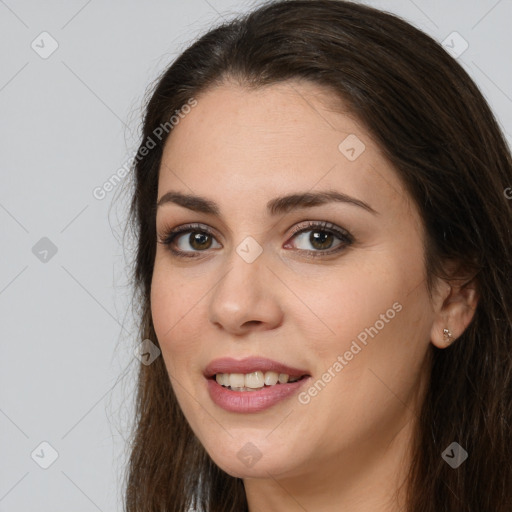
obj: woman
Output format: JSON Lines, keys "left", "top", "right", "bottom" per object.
{"left": 123, "top": 0, "right": 512, "bottom": 510}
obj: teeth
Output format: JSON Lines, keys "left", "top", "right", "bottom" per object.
{"left": 245, "top": 371, "right": 265, "bottom": 388}
{"left": 278, "top": 373, "right": 289, "bottom": 384}
{"left": 215, "top": 371, "right": 303, "bottom": 390}
{"left": 216, "top": 373, "right": 230, "bottom": 386}
{"left": 229, "top": 373, "right": 245, "bottom": 388}
{"left": 264, "top": 371, "right": 279, "bottom": 386}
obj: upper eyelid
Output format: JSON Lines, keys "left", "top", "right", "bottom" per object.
{"left": 164, "top": 221, "right": 342, "bottom": 235}
{"left": 162, "top": 221, "right": 351, "bottom": 246}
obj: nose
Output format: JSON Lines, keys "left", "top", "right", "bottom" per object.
{"left": 208, "top": 245, "right": 284, "bottom": 335}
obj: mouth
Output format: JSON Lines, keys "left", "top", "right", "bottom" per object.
{"left": 209, "top": 371, "right": 309, "bottom": 391}
{"left": 203, "top": 357, "right": 311, "bottom": 412}
{"left": 204, "top": 356, "right": 310, "bottom": 382}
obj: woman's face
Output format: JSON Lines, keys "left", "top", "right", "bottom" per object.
{"left": 151, "top": 80, "right": 442, "bottom": 482}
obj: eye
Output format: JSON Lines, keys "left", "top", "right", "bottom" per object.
{"left": 157, "top": 220, "right": 353, "bottom": 259}
{"left": 284, "top": 220, "right": 353, "bottom": 257}
{"left": 157, "top": 223, "right": 221, "bottom": 258}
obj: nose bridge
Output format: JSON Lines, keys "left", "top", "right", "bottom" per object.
{"left": 213, "top": 236, "right": 266, "bottom": 306}
{"left": 208, "top": 236, "right": 282, "bottom": 332}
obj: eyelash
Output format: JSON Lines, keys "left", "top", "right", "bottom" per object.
{"left": 157, "top": 221, "right": 354, "bottom": 259}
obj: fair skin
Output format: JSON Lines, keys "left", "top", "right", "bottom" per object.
{"left": 151, "top": 79, "right": 478, "bottom": 511}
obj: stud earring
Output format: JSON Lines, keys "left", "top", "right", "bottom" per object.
{"left": 443, "top": 328, "right": 453, "bottom": 344}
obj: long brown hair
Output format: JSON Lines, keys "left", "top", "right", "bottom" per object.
{"left": 122, "top": 1, "right": 512, "bottom": 510}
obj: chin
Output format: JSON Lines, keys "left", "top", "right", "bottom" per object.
{"left": 212, "top": 455, "right": 294, "bottom": 479}
{"left": 202, "top": 438, "right": 303, "bottom": 479}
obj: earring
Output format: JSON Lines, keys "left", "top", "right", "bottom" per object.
{"left": 443, "top": 328, "right": 453, "bottom": 344}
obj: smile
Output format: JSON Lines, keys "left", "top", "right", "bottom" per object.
{"left": 204, "top": 357, "right": 311, "bottom": 412}
{"left": 215, "top": 370, "right": 307, "bottom": 391}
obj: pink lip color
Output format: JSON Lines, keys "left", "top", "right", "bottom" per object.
{"left": 203, "top": 356, "right": 311, "bottom": 413}
{"left": 206, "top": 377, "right": 311, "bottom": 413}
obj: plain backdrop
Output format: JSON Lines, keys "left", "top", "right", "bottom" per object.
{"left": 1, "top": 0, "right": 511, "bottom": 510}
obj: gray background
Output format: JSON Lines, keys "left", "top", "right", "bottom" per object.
{"left": 1, "top": 0, "right": 511, "bottom": 510}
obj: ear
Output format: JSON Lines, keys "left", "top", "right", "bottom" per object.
{"left": 430, "top": 267, "right": 479, "bottom": 349}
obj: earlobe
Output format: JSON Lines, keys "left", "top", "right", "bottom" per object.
{"left": 430, "top": 277, "right": 479, "bottom": 349}
{"left": 442, "top": 328, "right": 453, "bottom": 345}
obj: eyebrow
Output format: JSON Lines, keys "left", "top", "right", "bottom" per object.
{"left": 156, "top": 190, "right": 378, "bottom": 216}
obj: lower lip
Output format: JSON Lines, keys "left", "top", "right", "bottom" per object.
{"left": 206, "top": 377, "right": 311, "bottom": 413}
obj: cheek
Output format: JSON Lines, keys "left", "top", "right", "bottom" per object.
{"left": 286, "top": 285, "right": 431, "bottom": 461}
{"left": 150, "top": 267, "right": 205, "bottom": 373}
{"left": 284, "top": 264, "right": 400, "bottom": 359}
{"left": 289, "top": 247, "right": 431, "bottom": 386}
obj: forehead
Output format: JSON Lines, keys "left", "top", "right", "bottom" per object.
{"left": 157, "top": 80, "right": 410, "bottom": 219}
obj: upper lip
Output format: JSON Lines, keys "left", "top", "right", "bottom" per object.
{"left": 204, "top": 357, "right": 310, "bottom": 379}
